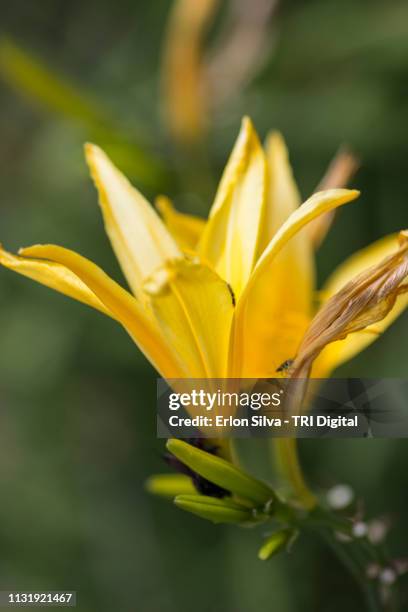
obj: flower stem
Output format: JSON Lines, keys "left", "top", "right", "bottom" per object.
{"left": 274, "top": 438, "right": 316, "bottom": 510}
{"left": 302, "top": 507, "right": 393, "bottom": 612}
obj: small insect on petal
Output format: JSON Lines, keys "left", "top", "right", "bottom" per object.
{"left": 276, "top": 359, "right": 293, "bottom": 373}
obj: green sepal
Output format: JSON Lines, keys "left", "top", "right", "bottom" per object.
{"left": 166, "top": 439, "right": 275, "bottom": 506}
{"left": 145, "top": 473, "right": 196, "bottom": 498}
{"left": 174, "top": 494, "right": 252, "bottom": 524}
{"left": 258, "top": 529, "right": 298, "bottom": 561}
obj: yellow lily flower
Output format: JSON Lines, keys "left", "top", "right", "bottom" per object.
{"left": 0, "top": 117, "right": 406, "bottom": 387}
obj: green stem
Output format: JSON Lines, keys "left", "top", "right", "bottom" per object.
{"left": 298, "top": 507, "right": 396, "bottom": 612}
{"left": 318, "top": 527, "right": 383, "bottom": 612}
{"left": 275, "top": 438, "right": 316, "bottom": 510}
{"left": 305, "top": 523, "right": 384, "bottom": 612}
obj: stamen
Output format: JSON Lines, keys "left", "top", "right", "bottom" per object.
{"left": 227, "top": 282, "right": 236, "bottom": 306}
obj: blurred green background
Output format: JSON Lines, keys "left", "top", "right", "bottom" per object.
{"left": 0, "top": 1, "right": 407, "bottom": 610}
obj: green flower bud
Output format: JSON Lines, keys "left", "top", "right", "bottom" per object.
{"left": 166, "top": 439, "right": 275, "bottom": 506}
{"left": 145, "top": 473, "right": 196, "bottom": 498}
{"left": 175, "top": 494, "right": 252, "bottom": 524}
{"left": 258, "top": 529, "right": 297, "bottom": 561}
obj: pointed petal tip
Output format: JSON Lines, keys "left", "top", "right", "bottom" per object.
{"left": 340, "top": 188, "right": 360, "bottom": 202}
{"left": 313, "top": 187, "right": 360, "bottom": 202}
{"left": 264, "top": 129, "right": 289, "bottom": 163}
{"left": 173, "top": 495, "right": 185, "bottom": 508}
{"left": 265, "top": 129, "right": 284, "bottom": 145}
{"left": 84, "top": 144, "right": 112, "bottom": 175}
{"left": 18, "top": 244, "right": 47, "bottom": 257}
{"left": 237, "top": 116, "right": 262, "bottom": 149}
{"left": 84, "top": 142, "right": 104, "bottom": 164}
{"left": 166, "top": 438, "right": 176, "bottom": 452}
{"left": 240, "top": 115, "right": 257, "bottom": 138}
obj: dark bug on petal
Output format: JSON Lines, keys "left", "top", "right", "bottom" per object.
{"left": 276, "top": 359, "right": 294, "bottom": 373}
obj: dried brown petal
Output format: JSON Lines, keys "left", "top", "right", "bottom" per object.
{"left": 309, "top": 148, "right": 359, "bottom": 247}
{"left": 291, "top": 231, "right": 408, "bottom": 377}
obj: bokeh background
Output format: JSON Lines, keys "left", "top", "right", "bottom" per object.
{"left": 0, "top": 1, "right": 407, "bottom": 610}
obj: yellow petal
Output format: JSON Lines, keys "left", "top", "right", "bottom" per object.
{"left": 19, "top": 244, "right": 186, "bottom": 378}
{"left": 229, "top": 189, "right": 360, "bottom": 377}
{"left": 260, "top": 131, "right": 301, "bottom": 251}
{"left": 161, "top": 0, "right": 219, "bottom": 145}
{"left": 155, "top": 195, "right": 205, "bottom": 250}
{"left": 143, "top": 258, "right": 234, "bottom": 378}
{"left": 85, "top": 143, "right": 181, "bottom": 299}
{"left": 198, "top": 117, "right": 266, "bottom": 297}
{"left": 0, "top": 245, "right": 112, "bottom": 318}
{"left": 233, "top": 132, "right": 313, "bottom": 377}
{"left": 314, "top": 233, "right": 408, "bottom": 376}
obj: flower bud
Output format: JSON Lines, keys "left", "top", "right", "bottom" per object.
{"left": 258, "top": 529, "right": 297, "bottom": 561}
{"left": 145, "top": 473, "right": 196, "bottom": 498}
{"left": 166, "top": 439, "right": 275, "bottom": 506}
{"left": 175, "top": 494, "right": 252, "bottom": 524}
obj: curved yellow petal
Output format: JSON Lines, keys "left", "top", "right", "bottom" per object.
{"left": 85, "top": 144, "right": 182, "bottom": 299}
{"left": 143, "top": 258, "right": 234, "bottom": 378}
{"left": 0, "top": 245, "right": 112, "bottom": 318}
{"left": 260, "top": 131, "right": 301, "bottom": 251}
{"left": 19, "top": 244, "right": 186, "bottom": 378}
{"left": 313, "top": 233, "right": 408, "bottom": 376}
{"left": 229, "top": 188, "right": 360, "bottom": 377}
{"left": 198, "top": 117, "right": 266, "bottom": 297}
{"left": 232, "top": 131, "right": 313, "bottom": 377}
{"left": 251, "top": 189, "right": 360, "bottom": 294}
{"left": 155, "top": 195, "right": 205, "bottom": 250}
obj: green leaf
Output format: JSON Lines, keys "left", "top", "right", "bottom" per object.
{"left": 145, "top": 473, "right": 196, "bottom": 498}
{"left": 166, "top": 439, "right": 275, "bottom": 506}
{"left": 0, "top": 37, "right": 168, "bottom": 187}
{"left": 258, "top": 529, "right": 297, "bottom": 561}
{"left": 0, "top": 37, "right": 105, "bottom": 126}
{"left": 174, "top": 495, "right": 252, "bottom": 524}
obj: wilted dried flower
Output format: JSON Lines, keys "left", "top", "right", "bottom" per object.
{"left": 291, "top": 231, "right": 408, "bottom": 378}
